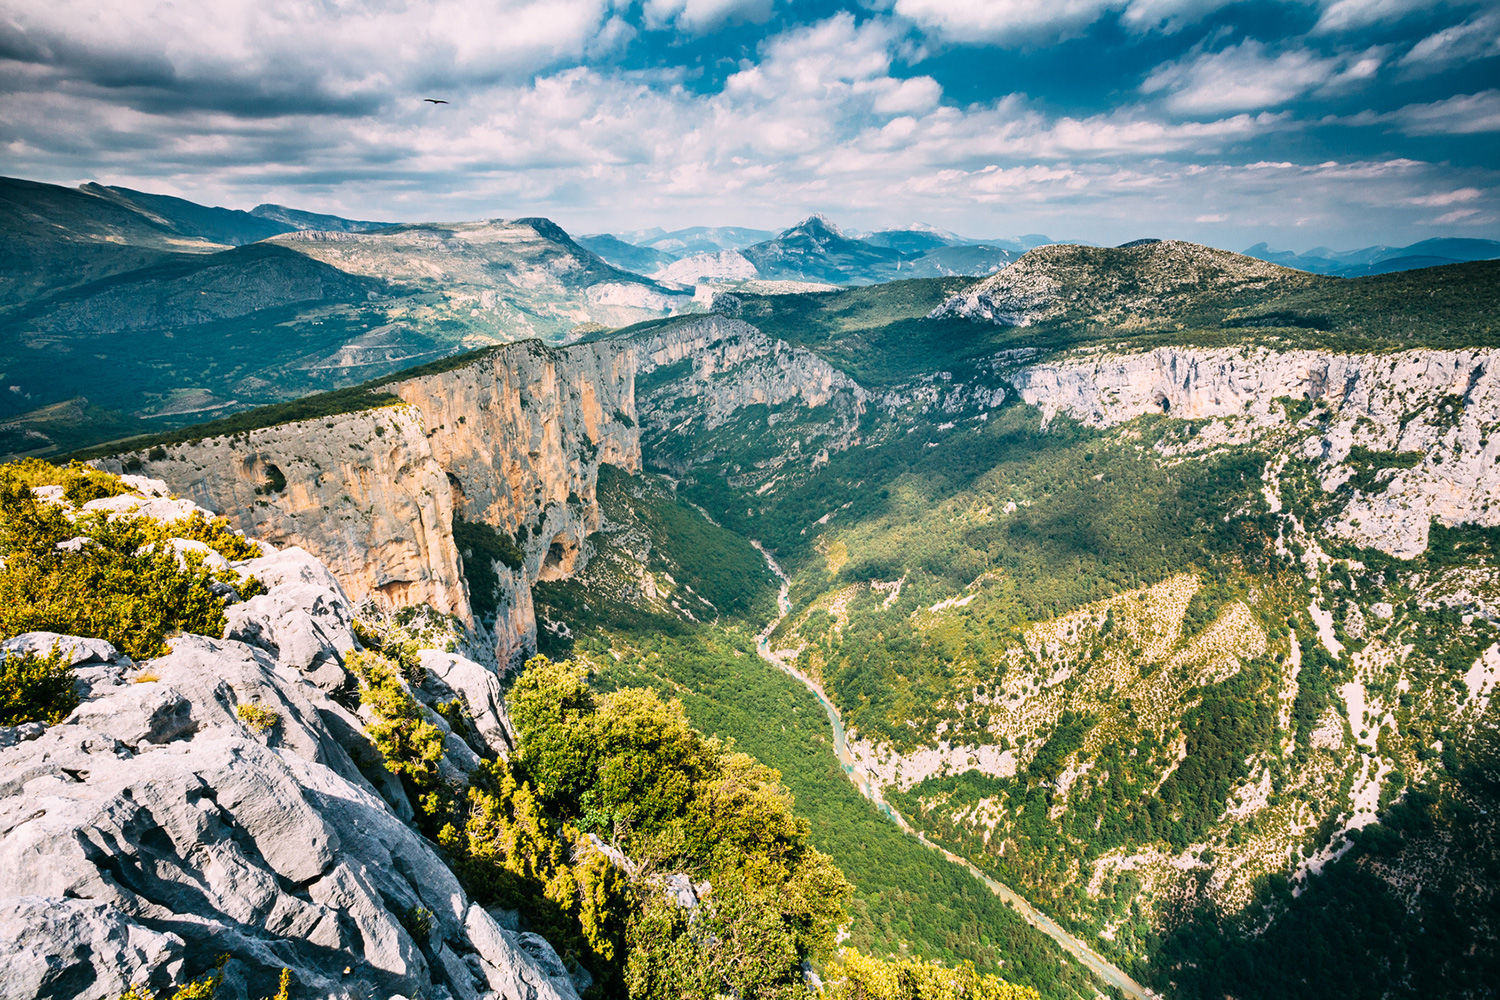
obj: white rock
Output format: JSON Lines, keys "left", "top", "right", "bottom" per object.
{"left": 419, "top": 649, "right": 514, "bottom": 753}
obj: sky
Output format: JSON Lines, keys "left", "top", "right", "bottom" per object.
{"left": 1, "top": 0, "right": 1497, "bottom": 250}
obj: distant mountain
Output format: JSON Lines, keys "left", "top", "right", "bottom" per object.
{"left": 270, "top": 217, "right": 690, "bottom": 339}
{"left": 742, "top": 215, "right": 910, "bottom": 285}
{"left": 250, "top": 203, "right": 391, "bottom": 234}
{"left": 0, "top": 177, "right": 698, "bottom": 454}
{"left": 652, "top": 250, "right": 759, "bottom": 285}
{"left": 935, "top": 240, "right": 1304, "bottom": 327}
{"left": 0, "top": 177, "right": 396, "bottom": 308}
{"left": 741, "top": 216, "right": 1018, "bottom": 286}
{"left": 1243, "top": 237, "right": 1500, "bottom": 276}
{"left": 905, "top": 244, "right": 1017, "bottom": 277}
{"left": 577, "top": 233, "right": 680, "bottom": 275}
{"left": 90, "top": 185, "right": 296, "bottom": 245}
{"left": 862, "top": 225, "right": 970, "bottom": 254}
{"left": 0, "top": 176, "right": 226, "bottom": 307}
{"left": 639, "top": 225, "right": 775, "bottom": 255}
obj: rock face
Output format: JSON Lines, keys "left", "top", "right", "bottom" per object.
{"left": 0, "top": 542, "right": 577, "bottom": 1000}
{"left": 102, "top": 405, "right": 467, "bottom": 619}
{"left": 101, "top": 338, "right": 638, "bottom": 666}
{"left": 634, "top": 315, "right": 865, "bottom": 437}
{"left": 1013, "top": 345, "right": 1500, "bottom": 556}
{"left": 99, "top": 321, "right": 857, "bottom": 666}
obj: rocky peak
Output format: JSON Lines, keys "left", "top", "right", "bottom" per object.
{"left": 931, "top": 239, "right": 1303, "bottom": 327}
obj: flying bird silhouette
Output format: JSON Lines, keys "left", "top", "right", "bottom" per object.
{"left": 423, "top": 98, "right": 449, "bottom": 104}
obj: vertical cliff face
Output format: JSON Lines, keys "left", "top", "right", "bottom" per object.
{"left": 99, "top": 405, "right": 470, "bottom": 618}
{"left": 386, "top": 341, "right": 638, "bottom": 664}
{"left": 101, "top": 339, "right": 639, "bottom": 665}
{"left": 1012, "top": 345, "right": 1500, "bottom": 556}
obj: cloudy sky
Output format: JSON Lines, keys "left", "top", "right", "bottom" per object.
{"left": 2, "top": 0, "right": 1496, "bottom": 249}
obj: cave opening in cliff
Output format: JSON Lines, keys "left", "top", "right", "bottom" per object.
{"left": 539, "top": 533, "right": 579, "bottom": 581}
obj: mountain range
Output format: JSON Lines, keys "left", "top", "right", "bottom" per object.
{"left": 1243, "top": 236, "right": 1500, "bottom": 277}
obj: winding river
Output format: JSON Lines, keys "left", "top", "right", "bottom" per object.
{"left": 750, "top": 542, "right": 1158, "bottom": 1000}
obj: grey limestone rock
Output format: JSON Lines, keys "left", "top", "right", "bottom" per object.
{"left": 419, "top": 648, "right": 514, "bottom": 754}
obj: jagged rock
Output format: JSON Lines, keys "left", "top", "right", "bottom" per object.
{"left": 79, "top": 492, "right": 215, "bottom": 523}
{"left": 419, "top": 649, "right": 513, "bottom": 753}
{"left": 140, "top": 536, "right": 232, "bottom": 573}
{"left": 3, "top": 632, "right": 130, "bottom": 696}
{"left": 463, "top": 906, "right": 581, "bottom": 1000}
{"left": 0, "top": 630, "right": 586, "bottom": 1000}
{"left": 0, "top": 723, "right": 46, "bottom": 749}
{"left": 64, "top": 683, "right": 195, "bottom": 746}
{"left": 237, "top": 544, "right": 348, "bottom": 596}
{"left": 0, "top": 896, "right": 186, "bottom": 1000}
{"left": 3, "top": 631, "right": 120, "bottom": 667}
{"left": 1011, "top": 345, "right": 1500, "bottom": 557}
{"left": 225, "top": 581, "right": 357, "bottom": 693}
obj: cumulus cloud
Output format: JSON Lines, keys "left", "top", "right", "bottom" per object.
{"left": 0, "top": 3, "right": 1494, "bottom": 247}
{"left": 642, "top": 0, "right": 774, "bottom": 33}
{"left": 891, "top": 0, "right": 1241, "bottom": 42}
{"left": 1142, "top": 40, "right": 1384, "bottom": 114}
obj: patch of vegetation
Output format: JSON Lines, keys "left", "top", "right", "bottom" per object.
{"left": 0, "top": 460, "right": 258, "bottom": 658}
{"left": 68, "top": 382, "right": 404, "bottom": 461}
{"left": 0, "top": 644, "right": 76, "bottom": 725}
{"left": 235, "top": 701, "right": 281, "bottom": 734}
{"left": 355, "top": 646, "right": 853, "bottom": 999}
{"left": 822, "top": 949, "right": 1039, "bottom": 1000}
{"left": 452, "top": 516, "right": 525, "bottom": 620}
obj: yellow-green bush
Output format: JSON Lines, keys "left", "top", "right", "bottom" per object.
{"left": 235, "top": 702, "right": 281, "bottom": 734}
{"left": 820, "top": 950, "right": 1041, "bottom": 1000}
{"left": 0, "top": 645, "right": 76, "bottom": 726}
{"left": 348, "top": 649, "right": 445, "bottom": 788}
{"left": 0, "top": 461, "right": 259, "bottom": 658}
{"left": 4, "top": 458, "right": 129, "bottom": 506}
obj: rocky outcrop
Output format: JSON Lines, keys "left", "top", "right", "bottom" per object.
{"left": 0, "top": 542, "right": 575, "bottom": 1000}
{"left": 1013, "top": 345, "right": 1500, "bottom": 556}
{"left": 385, "top": 341, "right": 637, "bottom": 664}
{"left": 933, "top": 240, "right": 1299, "bottom": 327}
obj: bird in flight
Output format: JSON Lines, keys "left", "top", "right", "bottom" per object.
{"left": 424, "top": 98, "right": 449, "bottom": 104}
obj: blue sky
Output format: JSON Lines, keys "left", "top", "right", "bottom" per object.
{"left": 1, "top": 0, "right": 1496, "bottom": 250}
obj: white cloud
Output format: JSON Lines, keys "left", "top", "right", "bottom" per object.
{"left": 1313, "top": 0, "right": 1457, "bottom": 33}
{"left": 892, "top": 0, "right": 1242, "bottom": 42}
{"left": 642, "top": 0, "right": 773, "bottom": 33}
{"left": 1381, "top": 90, "right": 1500, "bottom": 134}
{"left": 1, "top": 6, "right": 1494, "bottom": 248}
{"left": 1399, "top": 11, "right": 1500, "bottom": 71}
{"left": 0, "top": 0, "right": 618, "bottom": 114}
{"left": 1142, "top": 40, "right": 1383, "bottom": 114}
{"left": 1407, "top": 187, "right": 1483, "bottom": 207}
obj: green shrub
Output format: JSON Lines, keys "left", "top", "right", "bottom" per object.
{"left": 2, "top": 458, "right": 129, "bottom": 505}
{"left": 821, "top": 950, "right": 1040, "bottom": 1000}
{"left": 0, "top": 645, "right": 76, "bottom": 726}
{"left": 0, "top": 461, "right": 258, "bottom": 658}
{"left": 235, "top": 702, "right": 281, "bottom": 734}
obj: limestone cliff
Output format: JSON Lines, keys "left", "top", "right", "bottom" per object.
{"left": 1011, "top": 345, "right": 1500, "bottom": 556}
{"left": 101, "top": 338, "right": 638, "bottom": 666}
